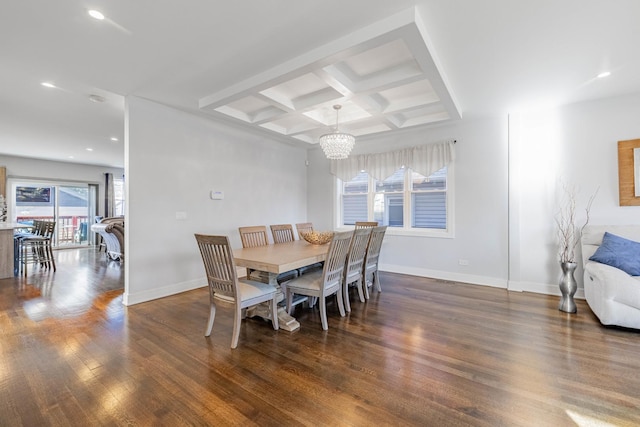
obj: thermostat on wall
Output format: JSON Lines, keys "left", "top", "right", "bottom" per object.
{"left": 210, "top": 190, "right": 224, "bottom": 200}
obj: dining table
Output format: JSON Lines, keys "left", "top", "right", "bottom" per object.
{"left": 233, "top": 239, "right": 329, "bottom": 331}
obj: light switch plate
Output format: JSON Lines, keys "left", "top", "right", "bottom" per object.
{"left": 210, "top": 190, "right": 224, "bottom": 200}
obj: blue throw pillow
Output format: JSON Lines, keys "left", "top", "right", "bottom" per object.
{"left": 589, "top": 232, "right": 640, "bottom": 276}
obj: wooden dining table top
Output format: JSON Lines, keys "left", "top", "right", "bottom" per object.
{"left": 233, "top": 240, "right": 328, "bottom": 274}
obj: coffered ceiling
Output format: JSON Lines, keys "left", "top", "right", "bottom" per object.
{"left": 198, "top": 9, "right": 460, "bottom": 143}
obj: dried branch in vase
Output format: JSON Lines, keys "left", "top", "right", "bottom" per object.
{"left": 0, "top": 195, "right": 7, "bottom": 222}
{"left": 555, "top": 183, "right": 598, "bottom": 264}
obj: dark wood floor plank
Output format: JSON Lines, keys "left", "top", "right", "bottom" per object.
{"left": 2, "top": 247, "right": 640, "bottom": 426}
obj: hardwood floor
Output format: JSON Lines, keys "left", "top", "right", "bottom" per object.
{"left": 1, "top": 247, "right": 639, "bottom": 426}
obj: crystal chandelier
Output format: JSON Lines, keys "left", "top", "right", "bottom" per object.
{"left": 319, "top": 105, "right": 355, "bottom": 160}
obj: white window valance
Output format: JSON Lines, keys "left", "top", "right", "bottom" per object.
{"left": 330, "top": 140, "right": 456, "bottom": 181}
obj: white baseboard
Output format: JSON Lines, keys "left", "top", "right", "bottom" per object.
{"left": 508, "top": 280, "right": 585, "bottom": 300}
{"left": 123, "top": 277, "right": 206, "bottom": 306}
{"left": 380, "top": 263, "right": 508, "bottom": 289}
{"left": 380, "top": 263, "right": 585, "bottom": 299}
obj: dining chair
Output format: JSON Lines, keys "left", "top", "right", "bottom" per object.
{"left": 270, "top": 224, "right": 308, "bottom": 305}
{"left": 291, "top": 222, "right": 324, "bottom": 284}
{"left": 342, "top": 227, "right": 372, "bottom": 313}
{"left": 285, "top": 231, "right": 352, "bottom": 330}
{"left": 194, "top": 234, "right": 279, "bottom": 349}
{"left": 362, "top": 226, "right": 387, "bottom": 299}
{"left": 295, "top": 222, "right": 314, "bottom": 239}
{"left": 271, "top": 222, "right": 319, "bottom": 282}
{"left": 238, "top": 225, "right": 297, "bottom": 284}
{"left": 355, "top": 221, "right": 378, "bottom": 229}
{"left": 238, "top": 225, "right": 270, "bottom": 280}
{"left": 270, "top": 224, "right": 295, "bottom": 244}
{"left": 238, "top": 225, "right": 269, "bottom": 248}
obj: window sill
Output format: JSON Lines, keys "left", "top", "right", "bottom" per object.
{"left": 335, "top": 226, "right": 454, "bottom": 239}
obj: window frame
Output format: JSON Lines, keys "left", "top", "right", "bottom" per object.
{"left": 334, "top": 164, "right": 455, "bottom": 238}
{"left": 113, "top": 175, "right": 125, "bottom": 217}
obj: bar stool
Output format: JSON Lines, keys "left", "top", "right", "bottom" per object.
{"left": 19, "top": 220, "right": 56, "bottom": 276}
{"left": 14, "top": 220, "right": 41, "bottom": 276}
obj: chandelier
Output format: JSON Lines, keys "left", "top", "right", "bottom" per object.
{"left": 319, "top": 105, "right": 355, "bottom": 160}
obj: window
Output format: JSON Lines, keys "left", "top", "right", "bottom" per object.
{"left": 342, "top": 171, "right": 368, "bottom": 225}
{"left": 411, "top": 167, "right": 447, "bottom": 229}
{"left": 339, "top": 166, "right": 452, "bottom": 235}
{"left": 113, "top": 176, "right": 125, "bottom": 216}
{"left": 374, "top": 168, "right": 404, "bottom": 227}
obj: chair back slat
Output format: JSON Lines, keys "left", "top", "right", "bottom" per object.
{"left": 355, "top": 221, "right": 378, "bottom": 229}
{"left": 195, "top": 234, "right": 239, "bottom": 299}
{"left": 32, "top": 220, "right": 45, "bottom": 235}
{"left": 270, "top": 224, "right": 295, "bottom": 244}
{"left": 344, "top": 227, "right": 372, "bottom": 284}
{"left": 238, "top": 226, "right": 269, "bottom": 248}
{"left": 322, "top": 231, "right": 353, "bottom": 291}
{"left": 42, "top": 221, "right": 56, "bottom": 239}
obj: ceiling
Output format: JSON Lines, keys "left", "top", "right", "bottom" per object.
{"left": 1, "top": 0, "right": 639, "bottom": 169}
{"left": 198, "top": 9, "right": 460, "bottom": 144}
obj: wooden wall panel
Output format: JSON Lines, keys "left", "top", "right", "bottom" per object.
{"left": 618, "top": 139, "right": 640, "bottom": 206}
{"left": 0, "top": 166, "right": 5, "bottom": 198}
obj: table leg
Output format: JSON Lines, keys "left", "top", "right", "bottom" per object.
{"left": 245, "top": 272, "right": 300, "bottom": 332}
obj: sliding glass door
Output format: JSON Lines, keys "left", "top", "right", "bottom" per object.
{"left": 57, "top": 185, "right": 89, "bottom": 246}
{"left": 10, "top": 180, "right": 97, "bottom": 248}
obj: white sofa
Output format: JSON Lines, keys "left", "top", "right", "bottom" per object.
{"left": 91, "top": 217, "right": 124, "bottom": 261}
{"left": 581, "top": 225, "right": 640, "bottom": 329}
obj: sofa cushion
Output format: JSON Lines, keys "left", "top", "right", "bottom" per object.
{"left": 589, "top": 232, "right": 640, "bottom": 276}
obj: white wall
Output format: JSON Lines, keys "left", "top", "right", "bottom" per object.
{"left": 124, "top": 97, "right": 308, "bottom": 305}
{"left": 509, "top": 93, "right": 640, "bottom": 296}
{"left": 306, "top": 116, "right": 510, "bottom": 288}
{"left": 306, "top": 92, "right": 640, "bottom": 298}
{"left": 0, "top": 154, "right": 123, "bottom": 218}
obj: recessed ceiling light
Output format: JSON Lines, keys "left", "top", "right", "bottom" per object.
{"left": 86, "top": 148, "right": 94, "bottom": 152}
{"left": 88, "top": 10, "right": 105, "bottom": 20}
{"left": 597, "top": 71, "right": 611, "bottom": 79}
{"left": 41, "top": 82, "right": 56, "bottom": 88}
{"left": 68, "top": 156, "right": 74, "bottom": 159}
{"left": 110, "top": 137, "right": 119, "bottom": 142}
